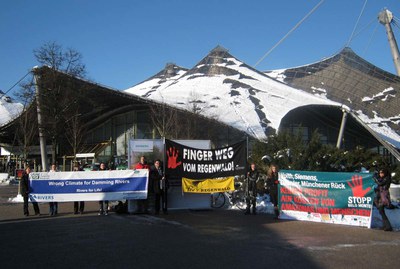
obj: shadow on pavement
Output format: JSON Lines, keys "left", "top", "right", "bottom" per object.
{"left": 0, "top": 208, "right": 321, "bottom": 269}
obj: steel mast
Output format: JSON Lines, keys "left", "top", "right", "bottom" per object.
{"left": 378, "top": 9, "right": 400, "bottom": 76}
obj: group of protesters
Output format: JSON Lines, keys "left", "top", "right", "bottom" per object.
{"left": 21, "top": 163, "right": 86, "bottom": 217}
{"left": 18, "top": 156, "right": 395, "bottom": 232}
{"left": 245, "top": 162, "right": 395, "bottom": 231}
{"left": 245, "top": 163, "right": 280, "bottom": 218}
{"left": 130, "top": 156, "right": 168, "bottom": 215}
{"left": 20, "top": 155, "right": 169, "bottom": 217}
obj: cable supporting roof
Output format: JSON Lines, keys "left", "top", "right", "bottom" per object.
{"left": 254, "top": 0, "right": 325, "bottom": 68}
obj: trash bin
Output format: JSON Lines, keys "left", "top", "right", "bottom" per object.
{"left": 127, "top": 199, "right": 138, "bottom": 214}
{"left": 389, "top": 184, "right": 400, "bottom": 202}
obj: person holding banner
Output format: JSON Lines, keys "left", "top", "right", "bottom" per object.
{"left": 48, "top": 163, "right": 59, "bottom": 216}
{"left": 266, "top": 164, "right": 280, "bottom": 219}
{"left": 73, "top": 163, "right": 85, "bottom": 214}
{"left": 150, "top": 160, "right": 168, "bottom": 214}
{"left": 98, "top": 162, "right": 109, "bottom": 215}
{"left": 245, "top": 163, "right": 259, "bottom": 215}
{"left": 373, "top": 168, "right": 393, "bottom": 231}
{"left": 20, "top": 166, "right": 40, "bottom": 216}
{"left": 134, "top": 156, "right": 150, "bottom": 214}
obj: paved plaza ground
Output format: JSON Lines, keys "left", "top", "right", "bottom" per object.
{"left": 0, "top": 184, "right": 399, "bottom": 269}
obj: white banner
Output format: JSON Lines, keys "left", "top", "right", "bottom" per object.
{"left": 130, "top": 140, "right": 154, "bottom": 152}
{"left": 29, "top": 169, "right": 148, "bottom": 202}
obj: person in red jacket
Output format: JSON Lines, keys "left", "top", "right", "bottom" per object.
{"left": 135, "top": 156, "right": 150, "bottom": 170}
{"left": 134, "top": 156, "right": 150, "bottom": 213}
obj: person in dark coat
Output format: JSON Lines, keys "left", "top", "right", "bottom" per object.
{"left": 20, "top": 166, "right": 40, "bottom": 216}
{"left": 373, "top": 168, "right": 393, "bottom": 231}
{"left": 245, "top": 163, "right": 259, "bottom": 215}
{"left": 98, "top": 162, "right": 109, "bottom": 215}
{"left": 150, "top": 160, "right": 168, "bottom": 214}
{"left": 73, "top": 163, "right": 85, "bottom": 214}
{"left": 266, "top": 164, "right": 280, "bottom": 219}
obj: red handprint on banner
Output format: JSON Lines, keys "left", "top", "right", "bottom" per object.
{"left": 167, "top": 146, "right": 182, "bottom": 169}
{"left": 347, "top": 175, "right": 371, "bottom": 197}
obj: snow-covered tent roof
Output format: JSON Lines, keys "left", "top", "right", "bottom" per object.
{"left": 0, "top": 67, "right": 154, "bottom": 144}
{"left": 126, "top": 63, "right": 188, "bottom": 98}
{"left": 264, "top": 47, "right": 400, "bottom": 151}
{"left": 0, "top": 66, "right": 246, "bottom": 146}
{"left": 0, "top": 90, "right": 23, "bottom": 127}
{"left": 125, "top": 46, "right": 343, "bottom": 141}
{"left": 3, "top": 47, "right": 399, "bottom": 160}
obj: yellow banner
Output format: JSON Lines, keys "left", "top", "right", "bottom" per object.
{"left": 182, "top": 177, "right": 235, "bottom": 193}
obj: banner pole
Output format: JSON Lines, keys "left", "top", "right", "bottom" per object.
{"left": 163, "top": 137, "right": 166, "bottom": 173}
{"left": 246, "top": 136, "right": 249, "bottom": 160}
{"left": 246, "top": 136, "right": 249, "bottom": 198}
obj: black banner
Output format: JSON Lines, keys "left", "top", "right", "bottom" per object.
{"left": 165, "top": 139, "right": 247, "bottom": 180}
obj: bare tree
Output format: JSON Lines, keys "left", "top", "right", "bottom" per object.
{"left": 33, "top": 41, "right": 86, "bottom": 164}
{"left": 149, "top": 103, "right": 179, "bottom": 138}
{"left": 149, "top": 90, "right": 223, "bottom": 140}
{"left": 34, "top": 42, "right": 85, "bottom": 77}
{"left": 13, "top": 79, "right": 38, "bottom": 161}
{"left": 65, "top": 108, "right": 86, "bottom": 160}
{"left": 184, "top": 90, "right": 220, "bottom": 139}
{"left": 187, "top": 90, "right": 203, "bottom": 114}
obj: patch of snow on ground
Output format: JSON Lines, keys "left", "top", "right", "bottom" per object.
{"left": 8, "top": 194, "right": 23, "bottom": 203}
{"left": 370, "top": 202, "right": 400, "bottom": 231}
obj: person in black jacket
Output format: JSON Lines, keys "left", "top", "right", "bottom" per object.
{"left": 245, "top": 163, "right": 259, "bottom": 215}
{"left": 20, "top": 166, "right": 40, "bottom": 216}
{"left": 72, "top": 163, "right": 85, "bottom": 214}
{"left": 266, "top": 164, "right": 280, "bottom": 219}
{"left": 373, "top": 168, "right": 393, "bottom": 231}
{"left": 150, "top": 160, "right": 168, "bottom": 214}
{"left": 98, "top": 162, "right": 109, "bottom": 215}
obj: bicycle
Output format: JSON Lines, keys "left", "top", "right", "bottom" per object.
{"left": 210, "top": 180, "right": 247, "bottom": 211}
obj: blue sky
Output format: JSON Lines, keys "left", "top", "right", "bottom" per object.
{"left": 1, "top": 0, "right": 400, "bottom": 97}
